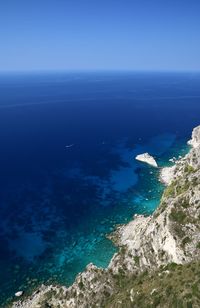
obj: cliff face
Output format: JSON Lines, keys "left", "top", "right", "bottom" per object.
{"left": 12, "top": 126, "right": 200, "bottom": 308}
{"left": 188, "top": 125, "right": 200, "bottom": 148}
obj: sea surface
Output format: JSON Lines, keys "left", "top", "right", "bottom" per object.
{"left": 0, "top": 71, "right": 200, "bottom": 305}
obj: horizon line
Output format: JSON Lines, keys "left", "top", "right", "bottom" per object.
{"left": 0, "top": 68, "right": 200, "bottom": 74}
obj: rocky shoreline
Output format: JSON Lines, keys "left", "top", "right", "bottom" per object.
{"left": 160, "top": 165, "right": 176, "bottom": 185}
{"left": 11, "top": 125, "right": 200, "bottom": 308}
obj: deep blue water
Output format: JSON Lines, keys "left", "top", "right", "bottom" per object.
{"left": 0, "top": 71, "right": 200, "bottom": 305}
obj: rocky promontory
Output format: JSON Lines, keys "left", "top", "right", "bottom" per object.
{"left": 188, "top": 125, "right": 200, "bottom": 148}
{"left": 12, "top": 125, "right": 200, "bottom": 308}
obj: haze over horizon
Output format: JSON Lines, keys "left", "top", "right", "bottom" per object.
{"left": 0, "top": 0, "right": 200, "bottom": 72}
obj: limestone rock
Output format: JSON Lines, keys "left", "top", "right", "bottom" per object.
{"left": 188, "top": 125, "right": 200, "bottom": 148}
{"left": 135, "top": 152, "right": 158, "bottom": 167}
{"left": 160, "top": 165, "right": 176, "bottom": 185}
{"left": 15, "top": 291, "right": 23, "bottom": 297}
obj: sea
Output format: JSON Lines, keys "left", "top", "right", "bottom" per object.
{"left": 0, "top": 71, "right": 200, "bottom": 306}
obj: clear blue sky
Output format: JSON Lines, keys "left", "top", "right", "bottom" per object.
{"left": 0, "top": 0, "right": 200, "bottom": 71}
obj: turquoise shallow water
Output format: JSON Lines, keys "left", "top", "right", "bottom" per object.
{"left": 0, "top": 72, "right": 199, "bottom": 306}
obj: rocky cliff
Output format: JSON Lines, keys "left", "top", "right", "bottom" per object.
{"left": 12, "top": 125, "right": 200, "bottom": 308}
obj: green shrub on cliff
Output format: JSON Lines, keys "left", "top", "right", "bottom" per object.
{"left": 169, "top": 208, "right": 187, "bottom": 224}
{"left": 163, "top": 181, "right": 176, "bottom": 198}
{"left": 184, "top": 164, "right": 195, "bottom": 174}
{"left": 103, "top": 260, "right": 200, "bottom": 308}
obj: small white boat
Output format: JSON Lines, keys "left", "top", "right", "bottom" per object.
{"left": 65, "top": 144, "right": 74, "bottom": 148}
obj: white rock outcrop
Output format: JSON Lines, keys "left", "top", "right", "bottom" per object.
{"left": 160, "top": 165, "right": 176, "bottom": 185}
{"left": 161, "top": 125, "right": 200, "bottom": 186}
{"left": 15, "top": 291, "right": 23, "bottom": 297}
{"left": 135, "top": 152, "right": 158, "bottom": 167}
{"left": 188, "top": 125, "right": 200, "bottom": 148}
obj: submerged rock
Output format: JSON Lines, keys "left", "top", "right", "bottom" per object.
{"left": 135, "top": 152, "right": 158, "bottom": 167}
